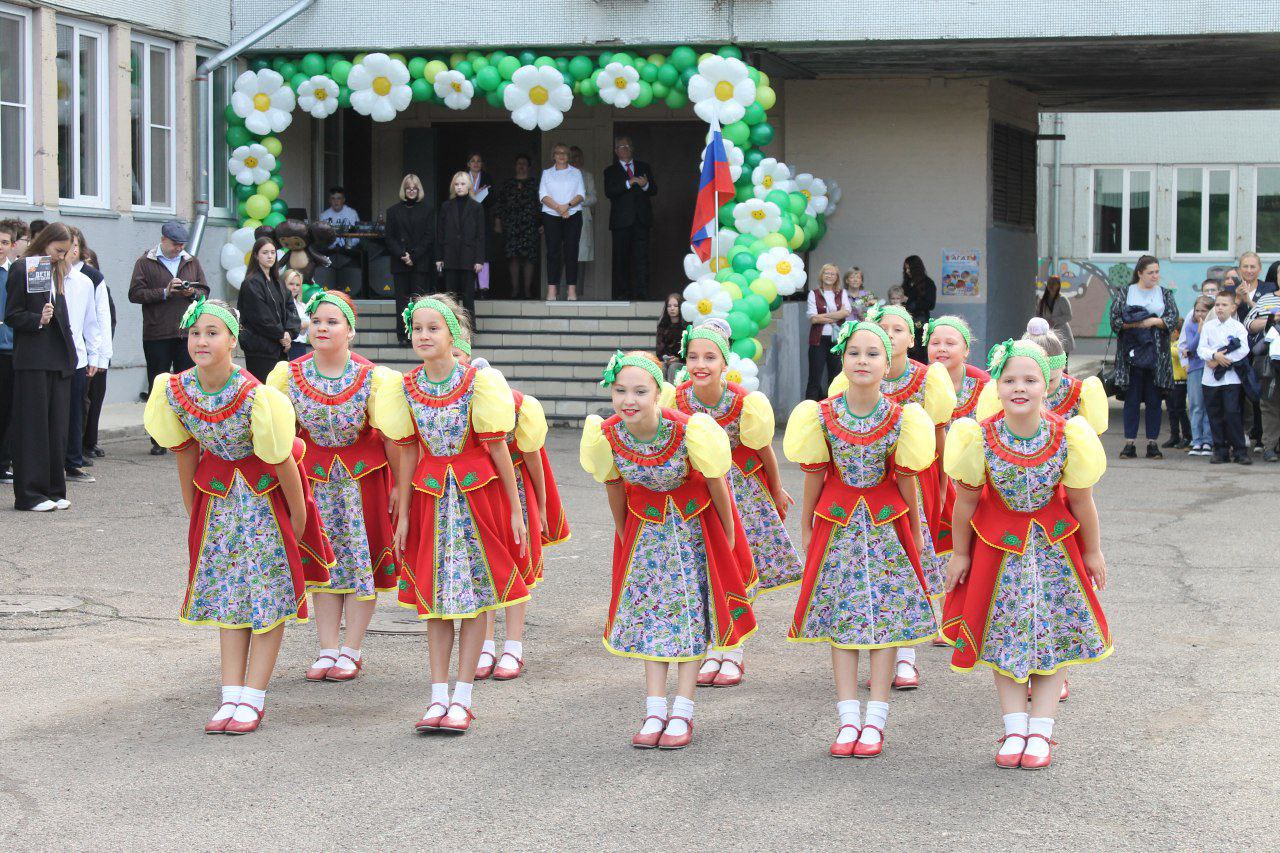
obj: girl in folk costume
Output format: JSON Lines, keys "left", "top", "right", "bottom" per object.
{"left": 828, "top": 305, "right": 956, "bottom": 689}
{"left": 663, "top": 318, "right": 799, "bottom": 688}
{"left": 265, "top": 290, "right": 401, "bottom": 683}
{"left": 372, "top": 294, "right": 528, "bottom": 735}
{"left": 783, "top": 322, "right": 937, "bottom": 758}
{"left": 144, "top": 298, "right": 335, "bottom": 735}
{"left": 942, "top": 340, "right": 1110, "bottom": 770}
{"left": 580, "top": 351, "right": 757, "bottom": 750}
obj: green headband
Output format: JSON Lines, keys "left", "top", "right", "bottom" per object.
{"left": 866, "top": 304, "right": 916, "bottom": 337}
{"left": 179, "top": 296, "right": 239, "bottom": 338}
{"left": 679, "top": 325, "right": 730, "bottom": 362}
{"left": 305, "top": 291, "right": 356, "bottom": 329}
{"left": 925, "top": 316, "right": 971, "bottom": 347}
{"left": 600, "top": 350, "right": 664, "bottom": 390}
{"left": 403, "top": 297, "right": 467, "bottom": 351}
{"left": 1047, "top": 353, "right": 1067, "bottom": 371}
{"left": 831, "top": 320, "right": 892, "bottom": 359}
{"left": 987, "top": 339, "right": 1050, "bottom": 386}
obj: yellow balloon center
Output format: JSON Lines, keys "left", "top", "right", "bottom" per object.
{"left": 696, "top": 298, "right": 713, "bottom": 315}
{"left": 801, "top": 189, "right": 811, "bottom": 199}
{"left": 451, "top": 80, "right": 462, "bottom": 93}
{"left": 710, "top": 256, "right": 727, "bottom": 272}
{"left": 529, "top": 85, "right": 549, "bottom": 105}
{"left": 751, "top": 209, "right": 765, "bottom": 220}
{"left": 314, "top": 88, "right": 328, "bottom": 101}
{"left": 243, "top": 156, "right": 258, "bottom": 169}
{"left": 615, "top": 76, "right": 628, "bottom": 90}
{"left": 777, "top": 261, "right": 792, "bottom": 275}
{"left": 726, "top": 370, "right": 742, "bottom": 383}
{"left": 714, "top": 80, "right": 735, "bottom": 100}
{"left": 252, "top": 93, "right": 271, "bottom": 111}
{"left": 243, "top": 251, "right": 252, "bottom": 266}
{"left": 762, "top": 176, "right": 773, "bottom": 188}
{"left": 373, "top": 76, "right": 392, "bottom": 96}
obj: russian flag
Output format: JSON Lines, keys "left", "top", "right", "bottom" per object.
{"left": 690, "top": 120, "right": 736, "bottom": 262}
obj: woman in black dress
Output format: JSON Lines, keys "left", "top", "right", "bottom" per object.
{"left": 385, "top": 173, "right": 436, "bottom": 342}
{"left": 236, "top": 237, "right": 299, "bottom": 381}
{"left": 495, "top": 154, "right": 540, "bottom": 299}
{"left": 901, "top": 254, "right": 937, "bottom": 361}
{"left": 436, "top": 171, "right": 486, "bottom": 326}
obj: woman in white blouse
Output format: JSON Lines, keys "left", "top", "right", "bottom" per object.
{"left": 570, "top": 146, "right": 596, "bottom": 288}
{"left": 805, "top": 263, "right": 851, "bottom": 400}
{"left": 538, "top": 142, "right": 586, "bottom": 302}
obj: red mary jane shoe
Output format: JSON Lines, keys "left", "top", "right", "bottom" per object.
{"left": 492, "top": 653, "right": 524, "bottom": 681}
{"left": 657, "top": 717, "right": 694, "bottom": 750}
{"left": 204, "top": 702, "right": 237, "bottom": 735}
{"left": 474, "top": 651, "right": 496, "bottom": 680}
{"left": 931, "top": 636, "right": 950, "bottom": 647}
{"left": 853, "top": 725, "right": 885, "bottom": 758}
{"left": 437, "top": 703, "right": 476, "bottom": 734}
{"left": 696, "top": 659, "right": 722, "bottom": 687}
{"left": 892, "top": 661, "right": 920, "bottom": 691}
{"left": 414, "top": 702, "right": 449, "bottom": 733}
{"left": 631, "top": 716, "right": 668, "bottom": 749}
{"left": 1019, "top": 734, "right": 1056, "bottom": 770}
{"left": 829, "top": 724, "right": 861, "bottom": 758}
{"left": 223, "top": 705, "right": 265, "bottom": 736}
{"left": 306, "top": 654, "right": 337, "bottom": 682}
{"left": 994, "top": 733, "right": 1027, "bottom": 769}
{"left": 325, "top": 654, "right": 362, "bottom": 682}
{"left": 712, "top": 660, "right": 744, "bottom": 688}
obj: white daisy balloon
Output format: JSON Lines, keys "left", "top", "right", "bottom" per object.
{"left": 681, "top": 276, "right": 733, "bottom": 324}
{"left": 793, "top": 173, "right": 829, "bottom": 216}
{"left": 733, "top": 198, "right": 782, "bottom": 238}
{"left": 504, "top": 64, "right": 573, "bottom": 131}
{"left": 701, "top": 134, "right": 745, "bottom": 183}
{"left": 434, "top": 69, "right": 474, "bottom": 110}
{"left": 297, "top": 75, "right": 339, "bottom": 119}
{"left": 755, "top": 246, "right": 806, "bottom": 297}
{"left": 725, "top": 353, "right": 760, "bottom": 393}
{"left": 687, "top": 56, "right": 757, "bottom": 126}
{"left": 751, "top": 158, "right": 795, "bottom": 199}
{"left": 219, "top": 227, "right": 258, "bottom": 289}
{"left": 228, "top": 144, "right": 276, "bottom": 187}
{"left": 231, "top": 69, "right": 295, "bottom": 136}
{"left": 348, "top": 53, "right": 412, "bottom": 123}
{"left": 595, "top": 62, "right": 641, "bottom": 109}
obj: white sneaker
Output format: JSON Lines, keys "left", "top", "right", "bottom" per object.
{"left": 55, "top": 499, "right": 71, "bottom": 510}
{"left": 30, "top": 500, "right": 58, "bottom": 512}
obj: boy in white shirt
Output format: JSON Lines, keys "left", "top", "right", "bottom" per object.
{"left": 1197, "top": 291, "right": 1251, "bottom": 464}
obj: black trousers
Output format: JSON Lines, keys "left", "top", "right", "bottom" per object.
{"left": 805, "top": 342, "right": 841, "bottom": 401}
{"left": 143, "top": 337, "right": 194, "bottom": 387}
{"left": 441, "top": 268, "right": 477, "bottom": 331}
{"left": 244, "top": 355, "right": 279, "bottom": 383}
{"left": 83, "top": 367, "right": 107, "bottom": 452}
{"left": 610, "top": 225, "right": 651, "bottom": 300}
{"left": 0, "top": 352, "right": 12, "bottom": 472}
{"left": 1122, "top": 365, "right": 1163, "bottom": 441}
{"left": 393, "top": 269, "right": 435, "bottom": 341}
{"left": 1166, "top": 381, "right": 1190, "bottom": 443}
{"left": 12, "top": 369, "right": 70, "bottom": 509}
{"left": 1206, "top": 382, "right": 1246, "bottom": 458}
{"left": 65, "top": 367, "right": 88, "bottom": 470}
{"left": 543, "top": 212, "right": 583, "bottom": 287}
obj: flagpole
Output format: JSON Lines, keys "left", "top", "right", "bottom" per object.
{"left": 711, "top": 118, "right": 720, "bottom": 278}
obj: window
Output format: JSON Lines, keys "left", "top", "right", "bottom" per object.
{"left": 1091, "top": 168, "right": 1152, "bottom": 256}
{"left": 1255, "top": 167, "right": 1280, "bottom": 254}
{"left": 200, "top": 54, "right": 236, "bottom": 216}
{"left": 0, "top": 4, "right": 32, "bottom": 201}
{"left": 56, "top": 19, "right": 109, "bottom": 206}
{"left": 131, "top": 36, "right": 174, "bottom": 210}
{"left": 1174, "top": 167, "right": 1233, "bottom": 257}
{"left": 991, "top": 123, "right": 1036, "bottom": 228}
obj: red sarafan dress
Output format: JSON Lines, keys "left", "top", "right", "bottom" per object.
{"left": 267, "top": 353, "right": 399, "bottom": 599}
{"left": 144, "top": 368, "right": 334, "bottom": 632}
{"left": 928, "top": 364, "right": 989, "bottom": 558}
{"left": 940, "top": 411, "right": 1112, "bottom": 681}
{"left": 977, "top": 372, "right": 1109, "bottom": 436}
{"left": 505, "top": 389, "right": 570, "bottom": 587}
{"left": 373, "top": 363, "right": 529, "bottom": 620}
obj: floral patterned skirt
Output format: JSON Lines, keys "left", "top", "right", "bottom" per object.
{"left": 515, "top": 463, "right": 544, "bottom": 588}
{"left": 915, "top": 485, "right": 947, "bottom": 602}
{"left": 729, "top": 467, "right": 802, "bottom": 597}
{"left": 310, "top": 464, "right": 396, "bottom": 599}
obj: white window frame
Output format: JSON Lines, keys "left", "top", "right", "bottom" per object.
{"left": 1088, "top": 166, "right": 1154, "bottom": 259}
{"left": 56, "top": 17, "right": 111, "bottom": 208}
{"left": 1251, "top": 165, "right": 1280, "bottom": 255}
{"left": 130, "top": 34, "right": 176, "bottom": 213}
{"left": 1171, "top": 165, "right": 1236, "bottom": 260}
{"left": 198, "top": 52, "right": 237, "bottom": 219}
{"left": 0, "top": 2, "right": 33, "bottom": 203}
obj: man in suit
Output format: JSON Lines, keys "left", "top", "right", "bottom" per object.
{"left": 603, "top": 136, "right": 658, "bottom": 301}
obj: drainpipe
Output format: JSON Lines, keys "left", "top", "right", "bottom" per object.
{"left": 1049, "top": 112, "right": 1063, "bottom": 273}
{"left": 190, "top": 0, "right": 316, "bottom": 254}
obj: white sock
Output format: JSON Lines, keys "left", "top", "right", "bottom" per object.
{"left": 699, "top": 653, "right": 723, "bottom": 674}
{"left": 447, "top": 682, "right": 474, "bottom": 719}
{"left": 859, "top": 700, "right": 889, "bottom": 745}
{"left": 213, "top": 686, "right": 241, "bottom": 721}
{"left": 501, "top": 639, "right": 523, "bottom": 663}
{"left": 480, "top": 639, "right": 497, "bottom": 660}
{"left": 430, "top": 682, "right": 450, "bottom": 708}
{"left": 720, "top": 647, "right": 744, "bottom": 673}
{"left": 1000, "top": 711, "right": 1029, "bottom": 756}
{"left": 333, "top": 645, "right": 361, "bottom": 672}
{"left": 895, "top": 647, "right": 917, "bottom": 678}
{"left": 313, "top": 647, "right": 339, "bottom": 667}
{"left": 232, "top": 687, "right": 266, "bottom": 723}
{"left": 1025, "top": 716, "right": 1055, "bottom": 758}
{"left": 836, "top": 699, "right": 861, "bottom": 744}
{"left": 641, "top": 696, "right": 668, "bottom": 735}
{"left": 665, "top": 696, "right": 695, "bottom": 737}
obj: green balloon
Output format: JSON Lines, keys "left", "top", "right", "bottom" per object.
{"left": 235, "top": 184, "right": 255, "bottom": 202}
{"left": 731, "top": 337, "right": 760, "bottom": 361}
{"left": 331, "top": 61, "right": 352, "bottom": 86}
{"left": 740, "top": 293, "right": 770, "bottom": 325}
{"left": 408, "top": 57, "right": 428, "bottom": 78}
{"left": 599, "top": 52, "right": 614, "bottom": 66}
{"left": 290, "top": 72, "right": 308, "bottom": 92}
{"left": 263, "top": 212, "right": 286, "bottom": 227}
{"left": 236, "top": 200, "right": 247, "bottom": 219}
{"left": 775, "top": 217, "right": 795, "bottom": 241}
{"left": 518, "top": 51, "right": 537, "bottom": 65}
{"left": 679, "top": 67, "right": 697, "bottom": 88}
{"left": 749, "top": 276, "right": 778, "bottom": 303}
{"left": 723, "top": 272, "right": 748, "bottom": 291}
{"left": 224, "top": 104, "right": 244, "bottom": 126}
{"left": 489, "top": 50, "right": 508, "bottom": 65}
{"left": 769, "top": 295, "right": 784, "bottom": 311}
{"left": 498, "top": 56, "right": 521, "bottom": 81}
{"left": 569, "top": 55, "right": 593, "bottom": 81}
{"left": 270, "top": 198, "right": 288, "bottom": 214}
{"left": 612, "top": 52, "right": 633, "bottom": 68}
{"left": 250, "top": 58, "right": 270, "bottom": 72}
{"left": 734, "top": 182, "right": 755, "bottom": 203}
{"left": 717, "top": 202, "right": 737, "bottom": 228}
{"left": 725, "top": 311, "right": 757, "bottom": 342}
{"left": 338, "top": 86, "right": 352, "bottom": 109}
{"left": 743, "top": 102, "right": 766, "bottom": 126}
{"left": 410, "top": 78, "right": 432, "bottom": 102}
{"left": 734, "top": 232, "right": 755, "bottom": 248}
{"left": 748, "top": 67, "right": 761, "bottom": 85}
{"left": 670, "top": 46, "right": 698, "bottom": 72}
{"left": 471, "top": 56, "right": 489, "bottom": 72}
{"left": 749, "top": 122, "right": 775, "bottom": 147}
{"left": 730, "top": 249, "right": 756, "bottom": 274}
{"left": 325, "top": 54, "right": 344, "bottom": 72}
{"left": 300, "top": 53, "right": 326, "bottom": 77}
{"left": 268, "top": 171, "right": 283, "bottom": 192}
{"left": 555, "top": 57, "right": 570, "bottom": 74}
{"left": 455, "top": 60, "right": 474, "bottom": 79}
{"left": 657, "top": 63, "right": 679, "bottom": 87}
{"left": 270, "top": 57, "right": 288, "bottom": 71}
{"left": 579, "top": 76, "right": 598, "bottom": 97}
{"left": 278, "top": 62, "right": 297, "bottom": 81}
{"left": 723, "top": 121, "right": 750, "bottom": 147}
{"left": 639, "top": 62, "right": 658, "bottom": 83}
{"left": 718, "top": 45, "right": 743, "bottom": 60}
{"left": 786, "top": 192, "right": 806, "bottom": 216}
{"left": 765, "top": 189, "right": 790, "bottom": 209}
{"left": 580, "top": 90, "right": 600, "bottom": 106}
{"left": 663, "top": 89, "right": 688, "bottom": 109}
{"left": 743, "top": 149, "right": 764, "bottom": 170}
{"left": 486, "top": 89, "right": 504, "bottom": 108}
{"left": 632, "top": 80, "right": 653, "bottom": 108}
{"left": 756, "top": 85, "right": 777, "bottom": 110}
{"left": 534, "top": 56, "right": 556, "bottom": 69}
{"left": 226, "top": 126, "right": 252, "bottom": 149}
{"left": 475, "top": 66, "right": 501, "bottom": 92}
{"left": 245, "top": 194, "right": 271, "bottom": 220}
{"left": 651, "top": 81, "right": 669, "bottom": 99}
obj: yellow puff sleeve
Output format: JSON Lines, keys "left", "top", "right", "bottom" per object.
{"left": 471, "top": 366, "right": 517, "bottom": 438}
{"left": 827, "top": 372, "right": 848, "bottom": 398}
{"left": 369, "top": 367, "right": 414, "bottom": 441}
{"left": 658, "top": 381, "right": 677, "bottom": 410}
{"left": 142, "top": 374, "right": 193, "bottom": 450}
{"left": 514, "top": 394, "right": 549, "bottom": 453}
{"left": 1061, "top": 415, "right": 1107, "bottom": 489}
{"left": 685, "top": 411, "right": 732, "bottom": 479}
{"left": 923, "top": 361, "right": 959, "bottom": 425}
{"left": 579, "top": 415, "right": 620, "bottom": 484}
{"left": 975, "top": 380, "right": 1001, "bottom": 422}
{"left": 738, "top": 390, "right": 776, "bottom": 450}
{"left": 1077, "top": 376, "right": 1109, "bottom": 435}
{"left": 783, "top": 399, "right": 830, "bottom": 470}
{"left": 893, "top": 402, "right": 936, "bottom": 474}
{"left": 264, "top": 361, "right": 291, "bottom": 396}
{"left": 250, "top": 384, "right": 297, "bottom": 465}
{"left": 942, "top": 417, "right": 986, "bottom": 489}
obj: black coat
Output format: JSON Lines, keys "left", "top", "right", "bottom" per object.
{"left": 4, "top": 258, "right": 77, "bottom": 376}
{"left": 385, "top": 200, "right": 436, "bottom": 272}
{"left": 236, "top": 268, "right": 300, "bottom": 359}
{"left": 603, "top": 160, "right": 658, "bottom": 230}
{"left": 436, "top": 197, "right": 486, "bottom": 270}
{"left": 904, "top": 276, "right": 937, "bottom": 328}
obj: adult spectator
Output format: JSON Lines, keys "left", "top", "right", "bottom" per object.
{"left": 80, "top": 246, "right": 114, "bottom": 461}
{"left": 0, "top": 221, "right": 15, "bottom": 485}
{"left": 385, "top": 173, "right": 435, "bottom": 344}
{"left": 604, "top": 136, "right": 658, "bottom": 300}
{"left": 436, "top": 172, "right": 486, "bottom": 324}
{"left": 236, "top": 237, "right": 298, "bottom": 382}
{"left": 1236, "top": 252, "right": 1265, "bottom": 449}
{"left": 128, "top": 220, "right": 209, "bottom": 455}
{"left": 805, "top": 263, "right": 852, "bottom": 400}
{"left": 465, "top": 152, "right": 496, "bottom": 299}
{"left": 539, "top": 142, "right": 586, "bottom": 302}
{"left": 4, "top": 222, "right": 76, "bottom": 511}
{"left": 27, "top": 219, "right": 47, "bottom": 240}
{"left": 842, "top": 266, "right": 875, "bottom": 321}
{"left": 495, "top": 154, "right": 541, "bottom": 299}
{"left": 1245, "top": 273, "right": 1280, "bottom": 462}
{"left": 63, "top": 228, "right": 105, "bottom": 482}
{"left": 1035, "top": 275, "right": 1075, "bottom": 370}
{"left": 1110, "top": 255, "right": 1179, "bottom": 460}
{"left": 318, "top": 186, "right": 360, "bottom": 250}
{"left": 570, "top": 146, "right": 597, "bottom": 292}
{"left": 901, "top": 255, "right": 936, "bottom": 360}
{"left": 655, "top": 293, "right": 687, "bottom": 382}
{"left": 1260, "top": 261, "right": 1280, "bottom": 299}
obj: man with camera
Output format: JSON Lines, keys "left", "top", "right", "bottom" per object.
{"left": 128, "top": 220, "right": 210, "bottom": 455}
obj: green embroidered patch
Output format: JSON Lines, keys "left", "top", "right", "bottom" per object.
{"left": 730, "top": 606, "right": 747, "bottom": 620}
{"left": 875, "top": 505, "right": 893, "bottom": 522}
{"left": 1001, "top": 532, "right": 1022, "bottom": 548}
{"left": 742, "top": 458, "right": 755, "bottom": 471}
{"left": 301, "top": 556, "right": 310, "bottom": 565}
{"left": 955, "top": 637, "right": 966, "bottom": 651}
{"left": 209, "top": 478, "right": 226, "bottom": 492}
{"left": 256, "top": 474, "right": 273, "bottom": 491}
{"left": 352, "top": 461, "right": 366, "bottom": 476}
{"left": 684, "top": 499, "right": 699, "bottom": 515}
{"left": 460, "top": 471, "right": 478, "bottom": 487}
{"left": 828, "top": 503, "right": 847, "bottom": 519}
{"left": 313, "top": 464, "right": 326, "bottom": 477}
{"left": 644, "top": 506, "right": 662, "bottom": 519}
{"left": 1050, "top": 519, "right": 1068, "bottom": 537}
{"left": 424, "top": 476, "right": 441, "bottom": 490}
{"left": 397, "top": 579, "right": 408, "bottom": 591}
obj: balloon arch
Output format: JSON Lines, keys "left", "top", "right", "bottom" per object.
{"left": 222, "top": 45, "right": 841, "bottom": 369}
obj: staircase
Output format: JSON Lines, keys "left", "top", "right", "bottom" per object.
{"left": 352, "top": 299, "right": 664, "bottom": 423}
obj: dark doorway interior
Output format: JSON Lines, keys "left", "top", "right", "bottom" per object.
{"left": 341, "top": 112, "right": 374, "bottom": 222}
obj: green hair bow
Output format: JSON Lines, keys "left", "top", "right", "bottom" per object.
{"left": 305, "top": 290, "right": 356, "bottom": 329}
{"left": 924, "top": 316, "right": 971, "bottom": 348}
{"left": 987, "top": 338, "right": 1050, "bottom": 385}
{"left": 179, "top": 296, "right": 239, "bottom": 338}
{"left": 600, "top": 350, "right": 664, "bottom": 390}
{"left": 866, "top": 304, "right": 916, "bottom": 337}
{"left": 830, "top": 320, "right": 892, "bottom": 359}
{"left": 402, "top": 297, "right": 468, "bottom": 355}
{"left": 679, "top": 324, "right": 730, "bottom": 361}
